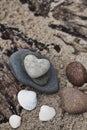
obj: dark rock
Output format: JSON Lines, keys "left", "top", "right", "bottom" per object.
{"left": 66, "top": 62, "right": 87, "bottom": 86}
{"left": 9, "top": 49, "right": 59, "bottom": 94}
{"left": 32, "top": 71, "right": 50, "bottom": 86}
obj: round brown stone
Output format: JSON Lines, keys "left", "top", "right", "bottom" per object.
{"left": 66, "top": 62, "right": 87, "bottom": 86}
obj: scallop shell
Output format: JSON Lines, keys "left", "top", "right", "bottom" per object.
{"left": 17, "top": 90, "right": 37, "bottom": 110}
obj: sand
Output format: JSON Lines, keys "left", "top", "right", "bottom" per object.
{"left": 0, "top": 0, "right": 87, "bottom": 130}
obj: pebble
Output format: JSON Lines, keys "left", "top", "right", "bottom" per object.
{"left": 17, "top": 90, "right": 37, "bottom": 110}
{"left": 32, "top": 71, "right": 50, "bottom": 86}
{"left": 9, "top": 115, "right": 21, "bottom": 129}
{"left": 66, "top": 62, "right": 87, "bottom": 86}
{"left": 24, "top": 54, "right": 50, "bottom": 78}
{"left": 39, "top": 105, "right": 56, "bottom": 121}
{"left": 59, "top": 87, "right": 87, "bottom": 114}
{"left": 59, "top": 63, "right": 64, "bottom": 69}
{"left": 9, "top": 49, "right": 59, "bottom": 93}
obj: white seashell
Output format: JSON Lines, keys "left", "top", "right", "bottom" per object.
{"left": 17, "top": 90, "right": 37, "bottom": 110}
{"left": 24, "top": 55, "right": 50, "bottom": 78}
{"left": 39, "top": 105, "right": 56, "bottom": 121}
{"left": 9, "top": 115, "right": 21, "bottom": 129}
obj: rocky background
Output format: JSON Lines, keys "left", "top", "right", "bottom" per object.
{"left": 0, "top": 0, "right": 87, "bottom": 129}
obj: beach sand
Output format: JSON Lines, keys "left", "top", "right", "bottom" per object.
{"left": 0, "top": 0, "right": 87, "bottom": 130}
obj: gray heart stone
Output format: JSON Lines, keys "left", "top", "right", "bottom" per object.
{"left": 24, "top": 54, "right": 50, "bottom": 78}
{"left": 9, "top": 49, "right": 59, "bottom": 94}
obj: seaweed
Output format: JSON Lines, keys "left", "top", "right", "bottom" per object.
{"left": 19, "top": 0, "right": 53, "bottom": 17}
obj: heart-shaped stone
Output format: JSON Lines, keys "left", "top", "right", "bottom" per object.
{"left": 24, "top": 55, "right": 50, "bottom": 78}
{"left": 39, "top": 105, "right": 56, "bottom": 121}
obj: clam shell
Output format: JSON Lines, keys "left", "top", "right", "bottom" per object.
{"left": 39, "top": 105, "right": 56, "bottom": 121}
{"left": 9, "top": 115, "right": 21, "bottom": 129}
{"left": 17, "top": 90, "right": 37, "bottom": 111}
{"left": 59, "top": 87, "right": 87, "bottom": 114}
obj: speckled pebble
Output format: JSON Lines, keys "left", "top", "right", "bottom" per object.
{"left": 66, "top": 62, "right": 87, "bottom": 86}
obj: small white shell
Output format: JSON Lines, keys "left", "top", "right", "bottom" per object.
{"left": 39, "top": 105, "right": 56, "bottom": 121}
{"left": 9, "top": 115, "right": 21, "bottom": 129}
{"left": 17, "top": 90, "right": 37, "bottom": 110}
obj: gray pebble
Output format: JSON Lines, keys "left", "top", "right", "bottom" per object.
{"left": 24, "top": 54, "right": 50, "bottom": 78}
{"left": 32, "top": 71, "right": 50, "bottom": 86}
{"left": 9, "top": 49, "right": 59, "bottom": 94}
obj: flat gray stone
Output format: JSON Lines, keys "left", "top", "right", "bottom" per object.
{"left": 9, "top": 49, "right": 59, "bottom": 94}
